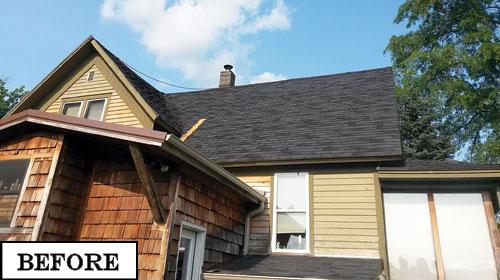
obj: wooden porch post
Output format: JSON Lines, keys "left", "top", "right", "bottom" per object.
{"left": 482, "top": 190, "right": 500, "bottom": 279}
{"left": 427, "top": 192, "right": 446, "bottom": 280}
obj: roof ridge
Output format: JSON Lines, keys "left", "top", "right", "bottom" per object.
{"left": 163, "top": 66, "right": 393, "bottom": 96}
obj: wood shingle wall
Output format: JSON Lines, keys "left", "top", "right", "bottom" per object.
{"left": 78, "top": 157, "right": 164, "bottom": 279}
{"left": 40, "top": 139, "right": 93, "bottom": 240}
{"left": 0, "top": 132, "right": 63, "bottom": 241}
{"left": 312, "top": 173, "right": 379, "bottom": 257}
{"left": 77, "top": 149, "right": 251, "bottom": 279}
{"left": 164, "top": 174, "right": 248, "bottom": 279}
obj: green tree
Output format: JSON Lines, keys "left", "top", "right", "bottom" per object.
{"left": 397, "top": 87, "right": 456, "bottom": 160}
{"left": 0, "top": 78, "right": 27, "bottom": 118}
{"left": 386, "top": 0, "right": 500, "bottom": 163}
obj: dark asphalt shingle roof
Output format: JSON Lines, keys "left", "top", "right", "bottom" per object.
{"left": 164, "top": 67, "right": 402, "bottom": 164}
{"left": 207, "top": 255, "right": 381, "bottom": 280}
{"left": 378, "top": 158, "right": 500, "bottom": 171}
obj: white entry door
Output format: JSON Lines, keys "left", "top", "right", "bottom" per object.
{"left": 384, "top": 192, "right": 498, "bottom": 280}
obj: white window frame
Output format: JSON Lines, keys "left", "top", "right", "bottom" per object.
{"left": 271, "top": 172, "right": 310, "bottom": 254}
{"left": 176, "top": 221, "right": 206, "bottom": 280}
{"left": 61, "top": 98, "right": 107, "bottom": 121}
{"left": 83, "top": 98, "right": 107, "bottom": 121}
{"left": 61, "top": 101, "right": 84, "bottom": 117}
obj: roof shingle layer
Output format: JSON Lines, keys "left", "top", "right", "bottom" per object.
{"left": 209, "top": 255, "right": 381, "bottom": 280}
{"left": 164, "top": 67, "right": 402, "bottom": 164}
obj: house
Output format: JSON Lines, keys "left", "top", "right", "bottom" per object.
{"left": 1, "top": 36, "right": 499, "bottom": 280}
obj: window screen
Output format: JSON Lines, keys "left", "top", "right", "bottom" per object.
{"left": 83, "top": 99, "right": 105, "bottom": 121}
{"left": 0, "top": 160, "right": 29, "bottom": 226}
{"left": 62, "top": 102, "right": 82, "bottom": 117}
{"left": 274, "top": 173, "right": 308, "bottom": 251}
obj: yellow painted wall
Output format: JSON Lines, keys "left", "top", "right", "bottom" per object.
{"left": 238, "top": 175, "right": 272, "bottom": 255}
{"left": 239, "top": 172, "right": 380, "bottom": 258}
{"left": 312, "top": 173, "right": 379, "bottom": 257}
{"left": 44, "top": 64, "right": 143, "bottom": 128}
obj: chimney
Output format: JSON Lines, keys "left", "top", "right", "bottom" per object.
{"left": 219, "top": 64, "right": 235, "bottom": 88}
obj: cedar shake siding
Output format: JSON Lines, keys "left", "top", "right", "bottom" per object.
{"left": 0, "top": 132, "right": 64, "bottom": 241}
{"left": 78, "top": 149, "right": 249, "bottom": 279}
{"left": 39, "top": 138, "right": 93, "bottom": 241}
{"left": 0, "top": 113, "right": 262, "bottom": 279}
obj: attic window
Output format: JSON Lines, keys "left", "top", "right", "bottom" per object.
{"left": 87, "top": 71, "right": 95, "bottom": 81}
{"left": 61, "top": 98, "right": 107, "bottom": 121}
{"left": 62, "top": 101, "right": 83, "bottom": 117}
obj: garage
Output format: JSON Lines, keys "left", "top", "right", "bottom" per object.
{"left": 383, "top": 191, "right": 498, "bottom": 280}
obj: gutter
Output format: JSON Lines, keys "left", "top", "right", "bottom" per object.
{"left": 243, "top": 201, "right": 266, "bottom": 256}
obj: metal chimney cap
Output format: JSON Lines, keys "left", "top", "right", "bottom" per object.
{"left": 224, "top": 64, "right": 233, "bottom": 71}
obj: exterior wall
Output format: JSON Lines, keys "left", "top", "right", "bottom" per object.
{"left": 311, "top": 172, "right": 379, "bottom": 257}
{"left": 39, "top": 139, "right": 93, "bottom": 241}
{"left": 77, "top": 150, "right": 250, "bottom": 279}
{"left": 238, "top": 176, "right": 272, "bottom": 255}
{"left": 78, "top": 156, "right": 164, "bottom": 279}
{"left": 165, "top": 174, "right": 249, "bottom": 278}
{"left": 239, "top": 171, "right": 380, "bottom": 258}
{"left": 44, "top": 63, "right": 143, "bottom": 128}
{"left": 0, "top": 132, "right": 63, "bottom": 241}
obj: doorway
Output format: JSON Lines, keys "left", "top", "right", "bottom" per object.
{"left": 175, "top": 223, "right": 206, "bottom": 280}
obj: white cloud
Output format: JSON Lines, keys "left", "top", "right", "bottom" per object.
{"left": 101, "top": 0, "right": 291, "bottom": 87}
{"left": 250, "top": 72, "right": 287, "bottom": 84}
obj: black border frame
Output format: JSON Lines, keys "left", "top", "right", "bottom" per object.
{"left": 0, "top": 241, "right": 138, "bottom": 280}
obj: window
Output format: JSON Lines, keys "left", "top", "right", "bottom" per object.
{"left": 87, "top": 71, "right": 95, "bottom": 81}
{"left": 62, "top": 102, "right": 82, "bottom": 117}
{"left": 61, "top": 98, "right": 107, "bottom": 121}
{"left": 83, "top": 99, "right": 106, "bottom": 121}
{"left": 272, "top": 173, "right": 309, "bottom": 252}
{"left": 0, "top": 160, "right": 30, "bottom": 227}
{"left": 175, "top": 222, "right": 206, "bottom": 280}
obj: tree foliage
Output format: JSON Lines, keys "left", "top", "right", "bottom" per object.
{"left": 0, "top": 78, "right": 27, "bottom": 118}
{"left": 397, "top": 87, "right": 456, "bottom": 160}
{"left": 386, "top": 0, "right": 500, "bottom": 163}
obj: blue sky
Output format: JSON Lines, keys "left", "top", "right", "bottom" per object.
{"left": 0, "top": 0, "right": 407, "bottom": 92}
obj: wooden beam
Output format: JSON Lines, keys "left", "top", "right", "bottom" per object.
{"left": 482, "top": 191, "right": 500, "bottom": 279}
{"left": 160, "top": 172, "right": 181, "bottom": 279}
{"left": 427, "top": 193, "right": 446, "bottom": 280}
{"left": 180, "top": 118, "right": 206, "bottom": 141}
{"left": 129, "top": 144, "right": 166, "bottom": 223}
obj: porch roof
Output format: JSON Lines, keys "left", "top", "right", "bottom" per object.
{"left": 205, "top": 255, "right": 382, "bottom": 280}
{"left": 0, "top": 110, "right": 265, "bottom": 204}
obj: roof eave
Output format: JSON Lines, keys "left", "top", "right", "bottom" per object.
{"left": 163, "top": 135, "right": 266, "bottom": 204}
{"left": 220, "top": 155, "right": 403, "bottom": 168}
{"left": 0, "top": 110, "right": 264, "bottom": 204}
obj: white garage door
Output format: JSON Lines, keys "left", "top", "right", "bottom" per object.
{"left": 384, "top": 192, "right": 497, "bottom": 280}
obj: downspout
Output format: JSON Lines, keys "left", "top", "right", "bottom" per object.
{"left": 243, "top": 201, "right": 266, "bottom": 256}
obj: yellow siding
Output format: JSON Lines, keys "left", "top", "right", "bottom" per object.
{"left": 44, "top": 65, "right": 143, "bottom": 128}
{"left": 238, "top": 175, "right": 272, "bottom": 255}
{"left": 312, "top": 173, "right": 379, "bottom": 257}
